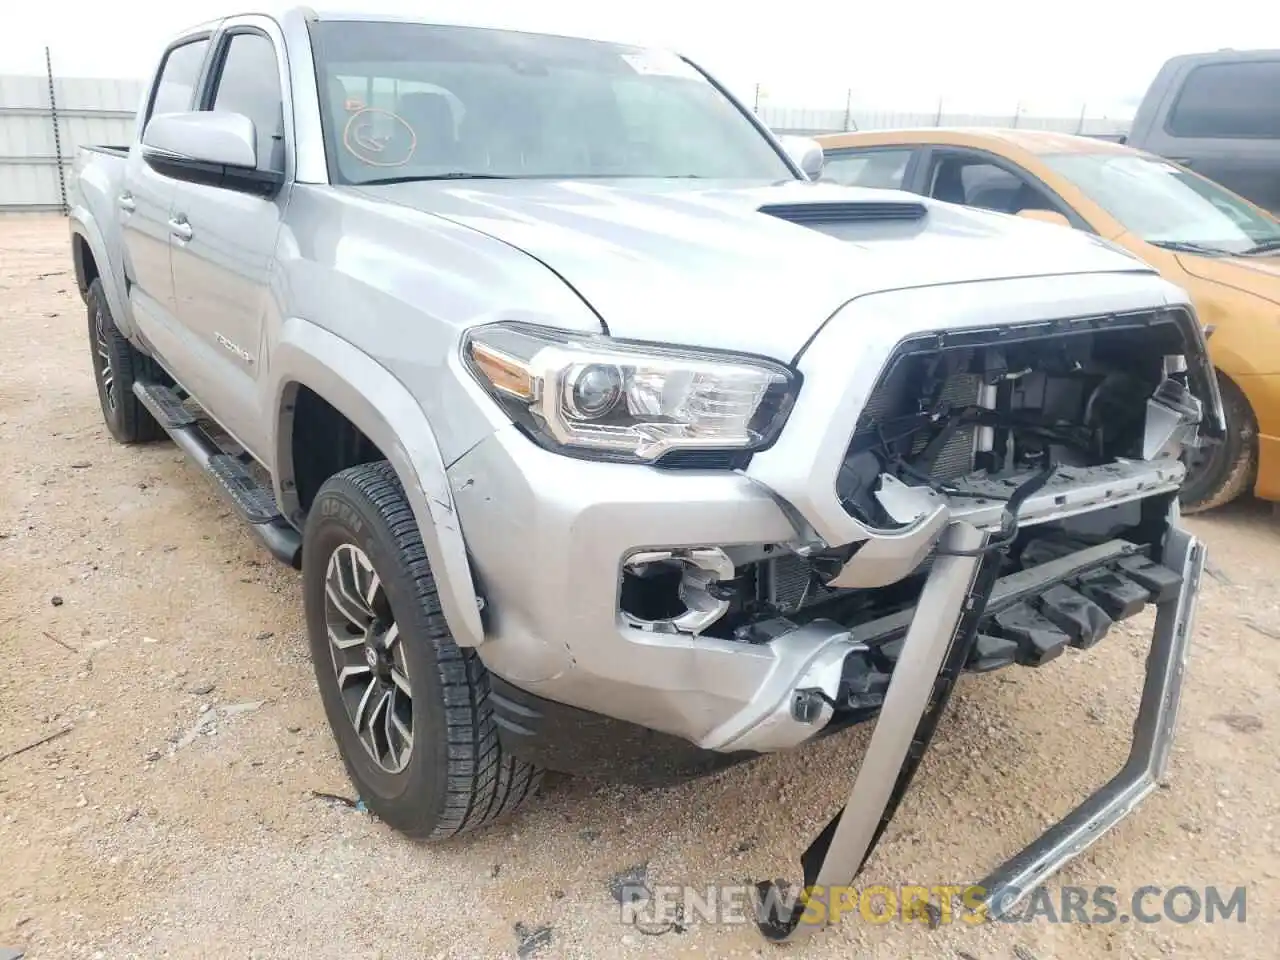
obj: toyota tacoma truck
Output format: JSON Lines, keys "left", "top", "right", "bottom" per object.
{"left": 69, "top": 7, "right": 1219, "bottom": 939}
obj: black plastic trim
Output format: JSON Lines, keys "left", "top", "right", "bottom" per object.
{"left": 759, "top": 201, "right": 927, "bottom": 224}
{"left": 488, "top": 675, "right": 756, "bottom": 784}
{"left": 143, "top": 151, "right": 285, "bottom": 197}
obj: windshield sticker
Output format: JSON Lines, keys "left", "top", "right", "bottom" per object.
{"left": 621, "top": 51, "right": 701, "bottom": 79}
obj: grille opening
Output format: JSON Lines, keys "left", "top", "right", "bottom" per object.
{"left": 838, "top": 309, "right": 1204, "bottom": 528}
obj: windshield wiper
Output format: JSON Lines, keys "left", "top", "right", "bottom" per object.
{"left": 1241, "top": 238, "right": 1280, "bottom": 256}
{"left": 1148, "top": 240, "right": 1230, "bottom": 256}
{"left": 358, "top": 173, "right": 516, "bottom": 186}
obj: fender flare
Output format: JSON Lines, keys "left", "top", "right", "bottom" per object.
{"left": 271, "top": 318, "right": 486, "bottom": 647}
{"left": 68, "top": 207, "right": 133, "bottom": 337}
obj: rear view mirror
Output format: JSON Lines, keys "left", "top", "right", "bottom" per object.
{"left": 1017, "top": 209, "right": 1071, "bottom": 228}
{"left": 777, "top": 135, "right": 825, "bottom": 180}
{"left": 142, "top": 111, "right": 283, "bottom": 197}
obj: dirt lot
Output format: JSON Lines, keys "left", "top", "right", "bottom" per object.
{"left": 1, "top": 214, "right": 1278, "bottom": 959}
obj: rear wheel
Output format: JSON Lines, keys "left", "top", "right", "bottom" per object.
{"left": 86, "top": 278, "right": 164, "bottom": 444}
{"left": 1181, "top": 373, "right": 1256, "bottom": 513}
{"left": 302, "top": 461, "right": 542, "bottom": 839}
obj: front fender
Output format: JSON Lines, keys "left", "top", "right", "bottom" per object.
{"left": 271, "top": 317, "right": 486, "bottom": 648}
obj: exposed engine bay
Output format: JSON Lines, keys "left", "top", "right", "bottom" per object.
{"left": 618, "top": 310, "right": 1212, "bottom": 722}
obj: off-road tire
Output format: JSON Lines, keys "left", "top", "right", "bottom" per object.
{"left": 1181, "top": 373, "right": 1256, "bottom": 514}
{"left": 86, "top": 278, "right": 165, "bottom": 444}
{"left": 302, "top": 461, "right": 542, "bottom": 840}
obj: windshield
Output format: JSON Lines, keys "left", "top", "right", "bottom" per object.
{"left": 308, "top": 20, "right": 794, "bottom": 185}
{"left": 1044, "top": 152, "right": 1280, "bottom": 255}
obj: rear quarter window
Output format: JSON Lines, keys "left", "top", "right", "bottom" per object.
{"left": 1167, "top": 60, "right": 1280, "bottom": 139}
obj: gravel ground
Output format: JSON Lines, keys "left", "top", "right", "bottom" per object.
{"left": 2, "top": 214, "right": 1278, "bottom": 960}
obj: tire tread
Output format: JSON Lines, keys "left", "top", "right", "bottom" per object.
{"left": 329, "top": 461, "right": 541, "bottom": 840}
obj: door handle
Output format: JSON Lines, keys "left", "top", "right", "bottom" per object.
{"left": 117, "top": 192, "right": 135, "bottom": 213}
{"left": 168, "top": 216, "right": 193, "bottom": 241}
{"left": 1167, "top": 157, "right": 1195, "bottom": 167}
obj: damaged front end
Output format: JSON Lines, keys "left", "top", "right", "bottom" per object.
{"left": 619, "top": 309, "right": 1215, "bottom": 723}
{"left": 615, "top": 307, "right": 1216, "bottom": 940}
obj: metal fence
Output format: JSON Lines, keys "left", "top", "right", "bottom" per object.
{"left": 0, "top": 60, "right": 1131, "bottom": 212}
{"left": 0, "top": 60, "right": 143, "bottom": 212}
{"left": 760, "top": 103, "right": 1133, "bottom": 139}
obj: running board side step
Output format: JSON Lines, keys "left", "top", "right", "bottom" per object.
{"left": 755, "top": 517, "right": 1204, "bottom": 941}
{"left": 133, "top": 381, "right": 302, "bottom": 569}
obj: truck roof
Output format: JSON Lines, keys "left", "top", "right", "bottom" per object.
{"left": 180, "top": 4, "right": 657, "bottom": 49}
{"left": 1155, "top": 48, "right": 1280, "bottom": 68}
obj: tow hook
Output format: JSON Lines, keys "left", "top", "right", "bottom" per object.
{"left": 791, "top": 652, "right": 892, "bottom": 724}
{"left": 790, "top": 688, "right": 827, "bottom": 724}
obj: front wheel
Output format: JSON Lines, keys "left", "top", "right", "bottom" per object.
{"left": 302, "top": 461, "right": 542, "bottom": 840}
{"left": 1181, "top": 373, "right": 1256, "bottom": 514}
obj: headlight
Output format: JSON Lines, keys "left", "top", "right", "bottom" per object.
{"left": 463, "top": 322, "right": 800, "bottom": 463}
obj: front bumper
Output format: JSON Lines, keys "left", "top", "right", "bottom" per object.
{"left": 449, "top": 426, "right": 1194, "bottom": 757}
{"left": 447, "top": 425, "right": 813, "bottom": 745}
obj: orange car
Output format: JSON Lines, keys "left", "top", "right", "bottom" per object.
{"left": 815, "top": 128, "right": 1280, "bottom": 512}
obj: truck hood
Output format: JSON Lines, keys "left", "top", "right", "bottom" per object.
{"left": 1176, "top": 251, "right": 1280, "bottom": 307}
{"left": 358, "top": 179, "right": 1153, "bottom": 361}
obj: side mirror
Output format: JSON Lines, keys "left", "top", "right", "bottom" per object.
{"left": 142, "top": 111, "right": 283, "bottom": 197}
{"left": 1017, "top": 209, "right": 1072, "bottom": 228}
{"left": 777, "top": 135, "right": 825, "bottom": 180}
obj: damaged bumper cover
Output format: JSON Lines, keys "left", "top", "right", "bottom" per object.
{"left": 452, "top": 440, "right": 1194, "bottom": 758}
{"left": 702, "top": 472, "right": 1194, "bottom": 754}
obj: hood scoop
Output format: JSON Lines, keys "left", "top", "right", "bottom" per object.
{"left": 758, "top": 200, "right": 927, "bottom": 226}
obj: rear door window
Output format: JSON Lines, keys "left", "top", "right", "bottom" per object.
{"left": 821, "top": 149, "right": 913, "bottom": 189}
{"left": 1167, "top": 61, "right": 1280, "bottom": 138}
{"left": 147, "top": 39, "right": 211, "bottom": 121}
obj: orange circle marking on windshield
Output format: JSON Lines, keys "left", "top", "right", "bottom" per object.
{"left": 342, "top": 108, "right": 417, "bottom": 167}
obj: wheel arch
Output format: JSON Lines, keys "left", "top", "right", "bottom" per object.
{"left": 1214, "top": 365, "right": 1271, "bottom": 500}
{"left": 271, "top": 317, "right": 486, "bottom": 647}
{"left": 68, "top": 210, "right": 132, "bottom": 334}
{"left": 71, "top": 231, "right": 99, "bottom": 297}
{"left": 1208, "top": 364, "right": 1259, "bottom": 443}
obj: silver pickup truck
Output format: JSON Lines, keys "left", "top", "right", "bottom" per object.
{"left": 69, "top": 6, "right": 1219, "bottom": 939}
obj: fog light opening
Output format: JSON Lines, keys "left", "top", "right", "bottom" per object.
{"left": 620, "top": 547, "right": 735, "bottom": 635}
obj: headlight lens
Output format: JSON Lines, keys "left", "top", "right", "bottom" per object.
{"left": 463, "top": 323, "right": 800, "bottom": 462}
